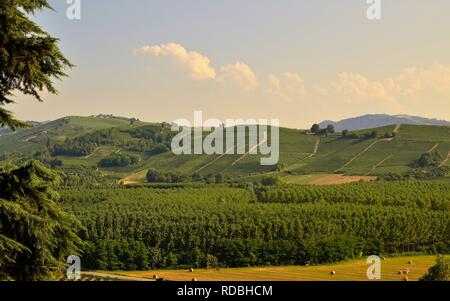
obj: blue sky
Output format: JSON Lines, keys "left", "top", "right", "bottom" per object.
{"left": 10, "top": 0, "right": 450, "bottom": 128}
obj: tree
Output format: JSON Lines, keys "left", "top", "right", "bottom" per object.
{"left": 261, "top": 175, "right": 283, "bottom": 186}
{"left": 206, "top": 254, "right": 219, "bottom": 269}
{"left": 310, "top": 124, "right": 321, "bottom": 134}
{"left": 0, "top": 0, "right": 73, "bottom": 130}
{"left": 420, "top": 255, "right": 450, "bottom": 281}
{"left": 215, "top": 174, "right": 223, "bottom": 184}
{"left": 0, "top": 1, "right": 83, "bottom": 281}
{"left": 326, "top": 124, "right": 335, "bottom": 134}
{"left": 415, "top": 152, "right": 439, "bottom": 168}
{"left": 342, "top": 129, "right": 349, "bottom": 137}
{"left": 146, "top": 169, "right": 161, "bottom": 183}
{"left": 0, "top": 161, "right": 85, "bottom": 280}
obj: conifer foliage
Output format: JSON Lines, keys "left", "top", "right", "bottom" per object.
{"left": 0, "top": 161, "right": 85, "bottom": 280}
{"left": 0, "top": 0, "right": 73, "bottom": 129}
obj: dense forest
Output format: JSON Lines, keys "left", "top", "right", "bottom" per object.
{"left": 60, "top": 184, "right": 450, "bottom": 271}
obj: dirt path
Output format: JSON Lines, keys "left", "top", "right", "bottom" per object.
{"left": 372, "top": 154, "right": 393, "bottom": 170}
{"left": 335, "top": 140, "right": 380, "bottom": 172}
{"left": 427, "top": 143, "right": 440, "bottom": 153}
{"left": 231, "top": 138, "right": 268, "bottom": 166}
{"left": 194, "top": 145, "right": 237, "bottom": 173}
{"left": 83, "top": 147, "right": 100, "bottom": 159}
{"left": 82, "top": 271, "right": 154, "bottom": 281}
{"left": 439, "top": 151, "right": 450, "bottom": 167}
{"left": 312, "top": 137, "right": 320, "bottom": 156}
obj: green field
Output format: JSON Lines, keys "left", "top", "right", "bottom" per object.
{"left": 1, "top": 116, "right": 450, "bottom": 183}
{"left": 109, "top": 255, "right": 440, "bottom": 281}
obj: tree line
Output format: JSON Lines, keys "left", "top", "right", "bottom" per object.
{"left": 60, "top": 187, "right": 450, "bottom": 271}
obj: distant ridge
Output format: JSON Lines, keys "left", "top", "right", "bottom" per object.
{"left": 320, "top": 114, "right": 450, "bottom": 132}
{"left": 0, "top": 121, "right": 46, "bottom": 136}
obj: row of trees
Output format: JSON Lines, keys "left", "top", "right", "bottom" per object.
{"left": 310, "top": 124, "right": 335, "bottom": 136}
{"left": 50, "top": 140, "right": 97, "bottom": 157}
{"left": 255, "top": 180, "right": 450, "bottom": 211}
{"left": 98, "top": 153, "right": 141, "bottom": 168}
{"left": 60, "top": 187, "right": 450, "bottom": 271}
{"left": 381, "top": 167, "right": 450, "bottom": 181}
{"left": 146, "top": 169, "right": 226, "bottom": 184}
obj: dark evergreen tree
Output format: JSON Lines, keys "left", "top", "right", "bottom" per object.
{"left": 0, "top": 1, "right": 83, "bottom": 281}
{"left": 0, "top": 0, "right": 73, "bottom": 129}
{"left": 0, "top": 161, "right": 85, "bottom": 280}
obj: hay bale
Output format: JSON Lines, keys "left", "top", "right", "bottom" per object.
{"left": 192, "top": 278, "right": 197, "bottom": 282}
{"left": 381, "top": 257, "right": 386, "bottom": 261}
{"left": 403, "top": 276, "right": 409, "bottom": 282}
{"left": 153, "top": 275, "right": 159, "bottom": 279}
{"left": 330, "top": 270, "right": 336, "bottom": 275}
{"left": 408, "top": 260, "right": 413, "bottom": 265}
{"left": 398, "top": 271, "right": 403, "bottom": 275}
{"left": 189, "top": 268, "right": 194, "bottom": 273}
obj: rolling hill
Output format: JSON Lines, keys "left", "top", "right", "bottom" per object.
{"left": 0, "top": 115, "right": 449, "bottom": 184}
{"left": 320, "top": 114, "right": 450, "bottom": 132}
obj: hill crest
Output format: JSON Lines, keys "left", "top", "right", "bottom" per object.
{"left": 320, "top": 114, "right": 450, "bottom": 132}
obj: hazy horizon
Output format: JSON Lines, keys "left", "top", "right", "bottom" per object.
{"left": 6, "top": 0, "right": 450, "bottom": 128}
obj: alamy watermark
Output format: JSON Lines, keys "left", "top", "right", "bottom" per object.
{"left": 66, "top": 0, "right": 81, "bottom": 20}
{"left": 366, "top": 0, "right": 382, "bottom": 20}
{"left": 171, "top": 111, "right": 280, "bottom": 166}
{"left": 366, "top": 255, "right": 382, "bottom": 280}
{"left": 66, "top": 255, "right": 81, "bottom": 280}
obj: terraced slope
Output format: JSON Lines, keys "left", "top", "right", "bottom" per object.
{"left": 1, "top": 116, "right": 449, "bottom": 182}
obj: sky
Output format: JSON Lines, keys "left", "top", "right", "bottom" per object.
{"left": 7, "top": 0, "right": 450, "bottom": 128}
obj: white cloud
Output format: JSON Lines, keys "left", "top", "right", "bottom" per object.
{"left": 316, "top": 64, "right": 450, "bottom": 105}
{"left": 134, "top": 43, "right": 450, "bottom": 112}
{"left": 322, "top": 72, "right": 394, "bottom": 103}
{"left": 383, "top": 64, "right": 450, "bottom": 97}
{"left": 134, "top": 43, "right": 216, "bottom": 80}
{"left": 267, "top": 72, "right": 306, "bottom": 102}
{"left": 218, "top": 62, "right": 259, "bottom": 91}
{"left": 134, "top": 43, "right": 260, "bottom": 91}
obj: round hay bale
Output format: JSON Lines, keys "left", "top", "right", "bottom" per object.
{"left": 189, "top": 268, "right": 194, "bottom": 273}
{"left": 330, "top": 270, "right": 336, "bottom": 275}
{"left": 403, "top": 276, "right": 409, "bottom": 282}
{"left": 192, "top": 278, "right": 197, "bottom": 282}
{"left": 408, "top": 260, "right": 413, "bottom": 265}
{"left": 381, "top": 257, "right": 386, "bottom": 261}
{"left": 398, "top": 271, "right": 403, "bottom": 275}
{"left": 153, "top": 275, "right": 159, "bottom": 279}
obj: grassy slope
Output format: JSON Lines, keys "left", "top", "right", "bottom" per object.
{"left": 110, "top": 255, "right": 440, "bottom": 281}
{"left": 1, "top": 117, "right": 449, "bottom": 181}
{"left": 0, "top": 116, "right": 135, "bottom": 153}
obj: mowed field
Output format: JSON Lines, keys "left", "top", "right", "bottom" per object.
{"left": 107, "top": 255, "right": 439, "bottom": 281}
{"left": 284, "top": 174, "right": 377, "bottom": 185}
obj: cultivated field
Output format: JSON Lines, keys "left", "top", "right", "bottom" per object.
{"left": 285, "top": 174, "right": 377, "bottom": 185}
{"left": 107, "top": 255, "right": 439, "bottom": 281}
